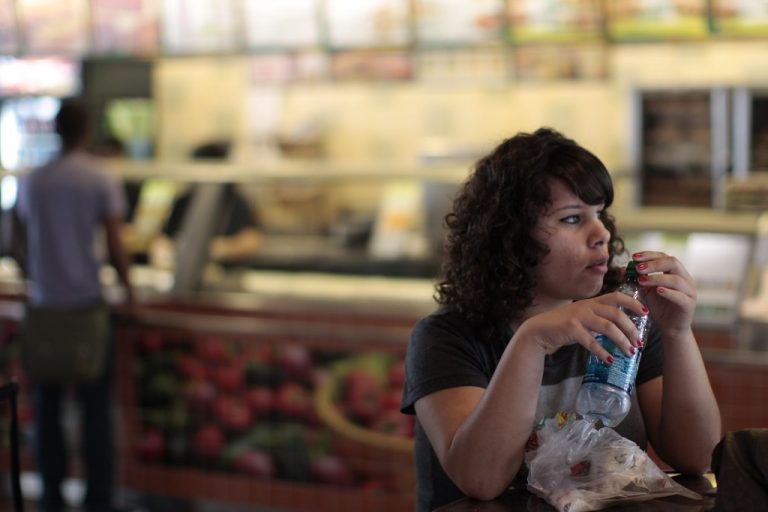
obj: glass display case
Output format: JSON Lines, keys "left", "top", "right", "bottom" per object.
{"left": 113, "top": 159, "right": 461, "bottom": 294}
{"left": 116, "top": 301, "right": 418, "bottom": 511}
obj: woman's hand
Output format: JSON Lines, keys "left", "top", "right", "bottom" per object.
{"left": 516, "top": 292, "right": 648, "bottom": 363}
{"left": 631, "top": 251, "right": 697, "bottom": 338}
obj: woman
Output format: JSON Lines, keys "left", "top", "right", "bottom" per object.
{"left": 401, "top": 128, "right": 721, "bottom": 511}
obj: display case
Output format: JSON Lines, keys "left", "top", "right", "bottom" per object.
{"left": 116, "top": 296, "right": 420, "bottom": 511}
{"left": 112, "top": 159, "right": 462, "bottom": 293}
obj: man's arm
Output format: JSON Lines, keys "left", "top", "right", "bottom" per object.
{"left": 10, "top": 208, "right": 27, "bottom": 277}
{"left": 209, "top": 227, "right": 262, "bottom": 262}
{"left": 104, "top": 214, "right": 135, "bottom": 306}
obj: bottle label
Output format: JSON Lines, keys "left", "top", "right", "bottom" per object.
{"left": 582, "top": 334, "right": 642, "bottom": 394}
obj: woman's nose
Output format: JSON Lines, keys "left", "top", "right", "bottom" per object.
{"left": 590, "top": 219, "right": 610, "bottom": 246}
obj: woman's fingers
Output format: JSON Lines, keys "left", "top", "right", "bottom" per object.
{"left": 580, "top": 297, "right": 646, "bottom": 357}
{"left": 633, "top": 252, "right": 694, "bottom": 283}
{"left": 573, "top": 328, "right": 613, "bottom": 363}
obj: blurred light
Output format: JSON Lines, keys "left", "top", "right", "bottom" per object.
{"left": 1, "top": 175, "right": 17, "bottom": 210}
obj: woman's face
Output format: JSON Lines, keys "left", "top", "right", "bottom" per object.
{"left": 531, "top": 179, "right": 610, "bottom": 310}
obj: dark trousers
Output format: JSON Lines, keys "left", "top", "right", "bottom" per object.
{"left": 33, "top": 340, "right": 114, "bottom": 512}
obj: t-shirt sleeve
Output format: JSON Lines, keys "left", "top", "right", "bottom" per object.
{"left": 636, "top": 322, "right": 663, "bottom": 386}
{"left": 223, "top": 192, "right": 258, "bottom": 236}
{"left": 401, "top": 314, "right": 491, "bottom": 415}
{"left": 102, "top": 173, "right": 127, "bottom": 220}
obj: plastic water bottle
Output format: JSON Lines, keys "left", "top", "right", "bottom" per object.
{"left": 575, "top": 260, "right": 650, "bottom": 427}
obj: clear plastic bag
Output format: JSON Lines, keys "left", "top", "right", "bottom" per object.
{"left": 524, "top": 413, "right": 702, "bottom": 512}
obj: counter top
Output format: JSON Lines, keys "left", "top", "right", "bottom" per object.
{"left": 435, "top": 473, "right": 717, "bottom": 511}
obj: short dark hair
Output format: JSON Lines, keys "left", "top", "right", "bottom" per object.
{"left": 55, "top": 98, "right": 91, "bottom": 149}
{"left": 435, "top": 127, "right": 625, "bottom": 327}
{"left": 191, "top": 141, "right": 230, "bottom": 160}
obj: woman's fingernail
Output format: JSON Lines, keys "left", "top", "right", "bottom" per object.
{"left": 641, "top": 306, "right": 649, "bottom": 314}
{"left": 606, "top": 356, "right": 615, "bottom": 364}
{"left": 637, "top": 339, "right": 644, "bottom": 347}
{"left": 633, "top": 252, "right": 643, "bottom": 259}
{"left": 656, "top": 287, "right": 665, "bottom": 294}
{"left": 637, "top": 263, "right": 648, "bottom": 271}
{"left": 630, "top": 347, "right": 636, "bottom": 355}
{"left": 639, "top": 275, "right": 648, "bottom": 283}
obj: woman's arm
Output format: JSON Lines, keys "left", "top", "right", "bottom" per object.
{"left": 639, "top": 329, "right": 721, "bottom": 473}
{"left": 634, "top": 252, "right": 721, "bottom": 473}
{"left": 414, "top": 335, "right": 546, "bottom": 500}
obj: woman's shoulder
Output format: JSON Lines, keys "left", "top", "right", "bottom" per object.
{"left": 415, "top": 305, "right": 472, "bottom": 334}
{"left": 413, "top": 305, "right": 503, "bottom": 348}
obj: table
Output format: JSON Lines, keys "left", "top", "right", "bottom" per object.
{"left": 435, "top": 473, "right": 716, "bottom": 511}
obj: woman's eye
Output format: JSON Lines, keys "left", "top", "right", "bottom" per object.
{"left": 561, "top": 215, "right": 580, "bottom": 225}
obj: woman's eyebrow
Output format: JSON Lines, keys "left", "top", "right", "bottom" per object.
{"left": 550, "top": 203, "right": 585, "bottom": 213}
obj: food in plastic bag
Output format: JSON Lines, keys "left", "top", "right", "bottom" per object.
{"left": 524, "top": 412, "right": 702, "bottom": 512}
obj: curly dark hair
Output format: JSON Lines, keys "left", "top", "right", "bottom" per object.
{"left": 435, "top": 127, "right": 625, "bottom": 327}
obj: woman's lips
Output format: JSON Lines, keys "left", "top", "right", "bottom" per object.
{"left": 588, "top": 260, "right": 609, "bottom": 274}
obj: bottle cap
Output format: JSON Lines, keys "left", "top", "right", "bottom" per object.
{"left": 626, "top": 260, "right": 638, "bottom": 281}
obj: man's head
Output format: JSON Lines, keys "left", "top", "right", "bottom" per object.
{"left": 55, "top": 99, "right": 91, "bottom": 151}
{"left": 190, "top": 141, "right": 230, "bottom": 160}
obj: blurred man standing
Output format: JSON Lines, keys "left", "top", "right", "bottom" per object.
{"left": 12, "top": 98, "right": 134, "bottom": 512}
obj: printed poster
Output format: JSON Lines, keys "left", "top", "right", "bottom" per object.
{"left": 415, "top": 0, "right": 504, "bottom": 46}
{"left": 17, "top": 0, "right": 89, "bottom": 55}
{"left": 507, "top": 0, "right": 604, "bottom": 42}
{"left": 91, "top": 0, "right": 160, "bottom": 55}
{"left": 242, "top": 0, "right": 321, "bottom": 49}
{"left": 711, "top": 0, "right": 768, "bottom": 36}
{"left": 604, "top": 0, "right": 709, "bottom": 41}
{"left": 161, "top": 0, "right": 239, "bottom": 54}
{"left": 325, "top": 0, "right": 411, "bottom": 48}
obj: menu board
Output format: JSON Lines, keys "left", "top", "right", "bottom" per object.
{"left": 325, "top": 0, "right": 411, "bottom": 49}
{"left": 242, "top": 0, "right": 321, "bottom": 49}
{"left": 161, "top": 0, "right": 239, "bottom": 54}
{"left": 416, "top": 47, "right": 509, "bottom": 83}
{"left": 507, "top": 0, "right": 604, "bottom": 43}
{"left": 249, "top": 52, "right": 329, "bottom": 84}
{"left": 605, "top": 0, "right": 709, "bottom": 41}
{"left": 17, "top": 0, "right": 89, "bottom": 55}
{"left": 415, "top": 0, "right": 504, "bottom": 46}
{"left": 513, "top": 44, "right": 607, "bottom": 81}
{"left": 0, "top": 0, "right": 18, "bottom": 55}
{"left": 91, "top": 0, "right": 160, "bottom": 55}
{"left": 711, "top": 0, "right": 768, "bottom": 36}
{"left": 331, "top": 50, "right": 412, "bottom": 80}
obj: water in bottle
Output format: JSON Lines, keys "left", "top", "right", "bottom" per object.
{"left": 575, "top": 260, "right": 650, "bottom": 427}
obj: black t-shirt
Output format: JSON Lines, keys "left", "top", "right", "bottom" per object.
{"left": 162, "top": 185, "right": 258, "bottom": 239}
{"left": 400, "top": 306, "right": 664, "bottom": 512}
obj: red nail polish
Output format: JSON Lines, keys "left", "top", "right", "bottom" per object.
{"left": 656, "top": 287, "right": 665, "bottom": 294}
{"left": 637, "top": 263, "right": 647, "bottom": 271}
{"left": 637, "top": 339, "right": 644, "bottom": 347}
{"left": 630, "top": 347, "right": 636, "bottom": 355}
{"left": 641, "top": 306, "right": 649, "bottom": 314}
{"left": 638, "top": 275, "right": 648, "bottom": 283}
{"left": 606, "top": 356, "right": 615, "bottom": 364}
{"left": 633, "top": 252, "right": 643, "bottom": 259}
